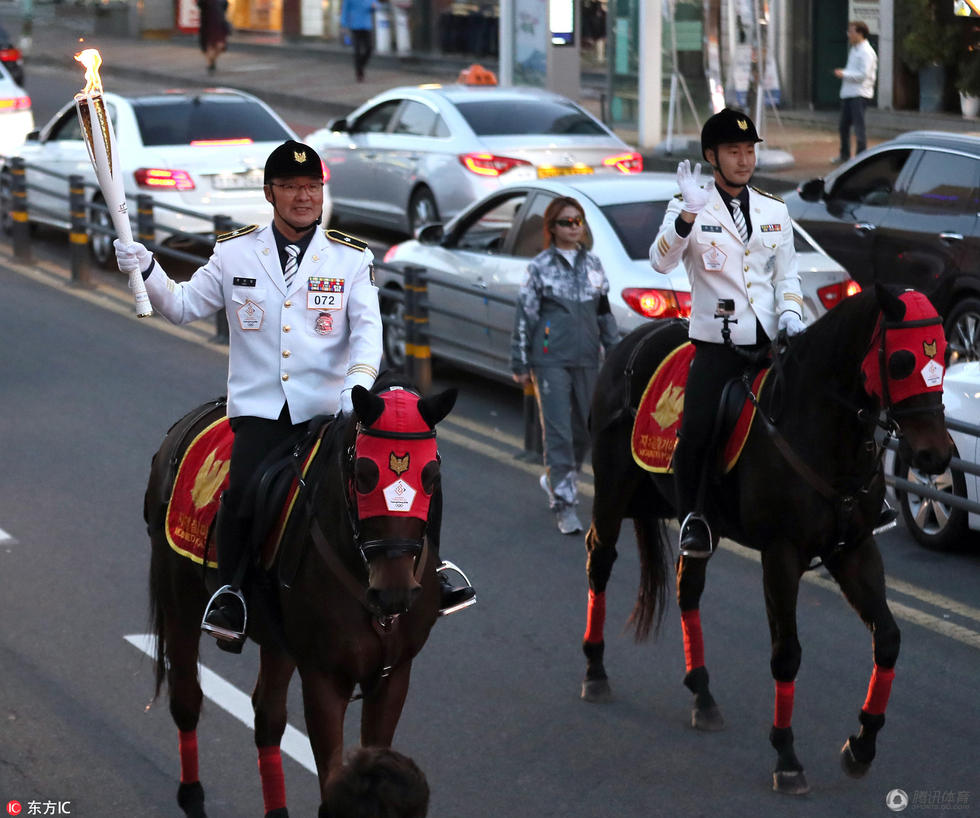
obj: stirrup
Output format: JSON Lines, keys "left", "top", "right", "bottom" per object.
{"left": 872, "top": 500, "right": 899, "bottom": 536}
{"left": 679, "top": 512, "right": 714, "bottom": 558}
{"left": 201, "top": 584, "right": 248, "bottom": 643}
{"left": 436, "top": 560, "right": 477, "bottom": 616}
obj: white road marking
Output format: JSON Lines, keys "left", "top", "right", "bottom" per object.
{"left": 124, "top": 633, "right": 316, "bottom": 773}
{"left": 0, "top": 527, "right": 15, "bottom": 544}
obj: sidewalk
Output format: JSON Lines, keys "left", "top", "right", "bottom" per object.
{"left": 4, "top": 3, "right": 980, "bottom": 191}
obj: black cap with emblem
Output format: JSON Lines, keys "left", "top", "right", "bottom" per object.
{"left": 700, "top": 108, "right": 763, "bottom": 161}
{"left": 264, "top": 140, "right": 324, "bottom": 184}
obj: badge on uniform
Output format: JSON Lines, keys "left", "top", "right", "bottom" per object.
{"left": 233, "top": 277, "right": 256, "bottom": 287}
{"left": 759, "top": 224, "right": 781, "bottom": 232}
{"left": 702, "top": 245, "right": 727, "bottom": 273}
{"left": 237, "top": 299, "right": 264, "bottom": 330}
{"left": 308, "top": 276, "right": 344, "bottom": 311}
{"left": 314, "top": 312, "right": 333, "bottom": 335}
{"left": 700, "top": 225, "right": 722, "bottom": 233}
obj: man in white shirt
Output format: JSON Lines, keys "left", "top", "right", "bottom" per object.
{"left": 833, "top": 20, "right": 877, "bottom": 163}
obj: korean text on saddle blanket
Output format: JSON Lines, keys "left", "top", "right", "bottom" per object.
{"left": 631, "top": 342, "right": 769, "bottom": 474}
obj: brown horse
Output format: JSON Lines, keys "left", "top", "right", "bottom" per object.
{"left": 145, "top": 381, "right": 457, "bottom": 817}
{"left": 581, "top": 285, "right": 953, "bottom": 794}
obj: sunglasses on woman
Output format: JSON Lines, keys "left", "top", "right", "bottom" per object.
{"left": 554, "top": 217, "right": 584, "bottom": 228}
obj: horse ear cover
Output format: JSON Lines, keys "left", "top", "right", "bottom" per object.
{"left": 352, "top": 385, "right": 385, "bottom": 426}
{"left": 417, "top": 388, "right": 458, "bottom": 428}
{"left": 875, "top": 282, "right": 907, "bottom": 322}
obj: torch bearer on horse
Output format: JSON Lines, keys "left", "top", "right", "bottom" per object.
{"left": 74, "top": 48, "right": 152, "bottom": 317}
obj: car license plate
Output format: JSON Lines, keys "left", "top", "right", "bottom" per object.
{"left": 537, "top": 165, "right": 594, "bottom": 178}
{"left": 212, "top": 169, "right": 264, "bottom": 190}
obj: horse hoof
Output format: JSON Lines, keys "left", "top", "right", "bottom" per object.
{"left": 691, "top": 704, "right": 725, "bottom": 731}
{"left": 177, "top": 780, "right": 206, "bottom": 818}
{"left": 581, "top": 678, "right": 613, "bottom": 703}
{"left": 840, "top": 738, "right": 872, "bottom": 778}
{"left": 772, "top": 769, "right": 810, "bottom": 795}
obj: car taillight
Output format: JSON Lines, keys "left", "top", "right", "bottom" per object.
{"left": 383, "top": 245, "right": 400, "bottom": 263}
{"left": 622, "top": 288, "right": 692, "bottom": 319}
{"left": 320, "top": 159, "right": 330, "bottom": 183}
{"left": 134, "top": 168, "right": 196, "bottom": 191}
{"left": 0, "top": 95, "right": 30, "bottom": 111}
{"left": 602, "top": 152, "right": 643, "bottom": 174}
{"left": 0, "top": 47, "right": 22, "bottom": 62}
{"left": 459, "top": 153, "right": 532, "bottom": 177}
{"left": 189, "top": 138, "right": 254, "bottom": 147}
{"left": 817, "top": 279, "right": 862, "bottom": 311}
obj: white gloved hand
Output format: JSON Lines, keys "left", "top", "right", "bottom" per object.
{"left": 778, "top": 311, "right": 807, "bottom": 337}
{"left": 113, "top": 239, "right": 153, "bottom": 274}
{"left": 339, "top": 388, "right": 354, "bottom": 416}
{"left": 676, "top": 159, "right": 714, "bottom": 215}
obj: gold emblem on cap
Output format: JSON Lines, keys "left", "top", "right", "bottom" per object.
{"left": 294, "top": 150, "right": 307, "bottom": 163}
{"left": 737, "top": 119, "right": 748, "bottom": 130}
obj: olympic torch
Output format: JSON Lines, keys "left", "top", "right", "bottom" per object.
{"left": 74, "top": 49, "right": 152, "bottom": 317}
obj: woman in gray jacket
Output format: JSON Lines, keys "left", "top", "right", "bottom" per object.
{"left": 511, "top": 196, "right": 618, "bottom": 534}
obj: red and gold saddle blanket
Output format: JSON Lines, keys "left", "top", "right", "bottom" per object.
{"left": 630, "top": 342, "right": 770, "bottom": 474}
{"left": 165, "top": 417, "right": 321, "bottom": 568}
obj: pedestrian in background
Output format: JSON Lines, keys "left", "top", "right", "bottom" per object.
{"left": 197, "top": 0, "right": 230, "bottom": 74}
{"left": 323, "top": 747, "right": 429, "bottom": 818}
{"left": 511, "top": 197, "right": 618, "bottom": 536}
{"left": 832, "top": 20, "right": 877, "bottom": 164}
{"left": 342, "top": 0, "right": 376, "bottom": 82}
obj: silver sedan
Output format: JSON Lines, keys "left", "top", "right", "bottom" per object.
{"left": 306, "top": 84, "right": 642, "bottom": 236}
{"left": 381, "top": 174, "right": 859, "bottom": 383}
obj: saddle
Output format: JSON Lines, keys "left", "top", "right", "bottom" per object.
{"left": 630, "top": 342, "right": 771, "bottom": 474}
{"left": 163, "top": 404, "right": 332, "bottom": 573}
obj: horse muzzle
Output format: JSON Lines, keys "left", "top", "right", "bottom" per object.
{"left": 897, "top": 431, "right": 953, "bottom": 475}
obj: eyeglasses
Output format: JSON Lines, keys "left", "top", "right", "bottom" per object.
{"left": 270, "top": 181, "right": 324, "bottom": 195}
{"left": 554, "top": 217, "right": 583, "bottom": 228}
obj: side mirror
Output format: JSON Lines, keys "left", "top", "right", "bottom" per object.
{"left": 327, "top": 117, "right": 348, "bottom": 133}
{"left": 797, "top": 178, "right": 824, "bottom": 203}
{"left": 417, "top": 223, "right": 444, "bottom": 245}
{"left": 25, "top": 130, "right": 39, "bottom": 142}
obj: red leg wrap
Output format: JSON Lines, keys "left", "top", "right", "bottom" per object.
{"left": 258, "top": 745, "right": 287, "bottom": 813}
{"left": 773, "top": 680, "right": 795, "bottom": 729}
{"left": 584, "top": 589, "right": 606, "bottom": 644}
{"left": 680, "top": 609, "right": 704, "bottom": 672}
{"left": 862, "top": 664, "right": 896, "bottom": 715}
{"left": 178, "top": 730, "right": 199, "bottom": 784}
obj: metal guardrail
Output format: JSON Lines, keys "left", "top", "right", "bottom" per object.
{"left": 5, "top": 155, "right": 240, "bottom": 342}
{"left": 884, "top": 430, "right": 980, "bottom": 515}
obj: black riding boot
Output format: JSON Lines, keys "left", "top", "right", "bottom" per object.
{"left": 201, "top": 496, "right": 249, "bottom": 651}
{"left": 673, "top": 434, "right": 713, "bottom": 558}
{"left": 436, "top": 561, "right": 476, "bottom": 615}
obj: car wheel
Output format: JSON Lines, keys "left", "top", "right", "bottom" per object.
{"left": 945, "top": 297, "right": 980, "bottom": 363}
{"left": 408, "top": 187, "right": 439, "bottom": 236}
{"left": 0, "top": 171, "right": 13, "bottom": 235}
{"left": 381, "top": 290, "right": 407, "bottom": 370}
{"left": 89, "top": 197, "right": 116, "bottom": 268}
{"left": 894, "top": 451, "right": 968, "bottom": 551}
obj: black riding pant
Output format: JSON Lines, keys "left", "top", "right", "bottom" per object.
{"left": 673, "top": 322, "right": 770, "bottom": 524}
{"left": 218, "top": 403, "right": 304, "bottom": 585}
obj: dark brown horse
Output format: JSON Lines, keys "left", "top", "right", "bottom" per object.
{"left": 145, "top": 381, "right": 457, "bottom": 817}
{"left": 581, "top": 285, "right": 953, "bottom": 794}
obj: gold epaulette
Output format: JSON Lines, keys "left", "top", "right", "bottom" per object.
{"left": 673, "top": 192, "right": 683, "bottom": 200}
{"left": 751, "top": 186, "right": 784, "bottom": 203}
{"left": 326, "top": 229, "right": 368, "bottom": 251}
{"left": 216, "top": 224, "right": 258, "bottom": 242}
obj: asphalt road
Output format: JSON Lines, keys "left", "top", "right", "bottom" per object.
{"left": 2, "top": 65, "right": 979, "bottom": 818}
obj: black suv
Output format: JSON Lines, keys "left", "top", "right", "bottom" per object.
{"left": 785, "top": 131, "right": 980, "bottom": 361}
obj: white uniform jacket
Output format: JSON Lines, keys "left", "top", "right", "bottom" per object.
{"left": 144, "top": 224, "right": 383, "bottom": 421}
{"left": 649, "top": 186, "right": 803, "bottom": 345}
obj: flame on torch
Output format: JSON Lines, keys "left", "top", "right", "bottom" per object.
{"left": 74, "top": 48, "right": 104, "bottom": 97}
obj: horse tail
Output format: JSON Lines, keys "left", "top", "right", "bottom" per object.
{"left": 627, "top": 516, "right": 672, "bottom": 642}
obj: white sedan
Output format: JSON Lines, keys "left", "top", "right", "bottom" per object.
{"left": 0, "top": 88, "right": 330, "bottom": 266}
{"left": 0, "top": 59, "right": 33, "bottom": 158}
{"left": 891, "top": 360, "right": 980, "bottom": 551}
{"left": 380, "top": 173, "right": 858, "bottom": 383}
